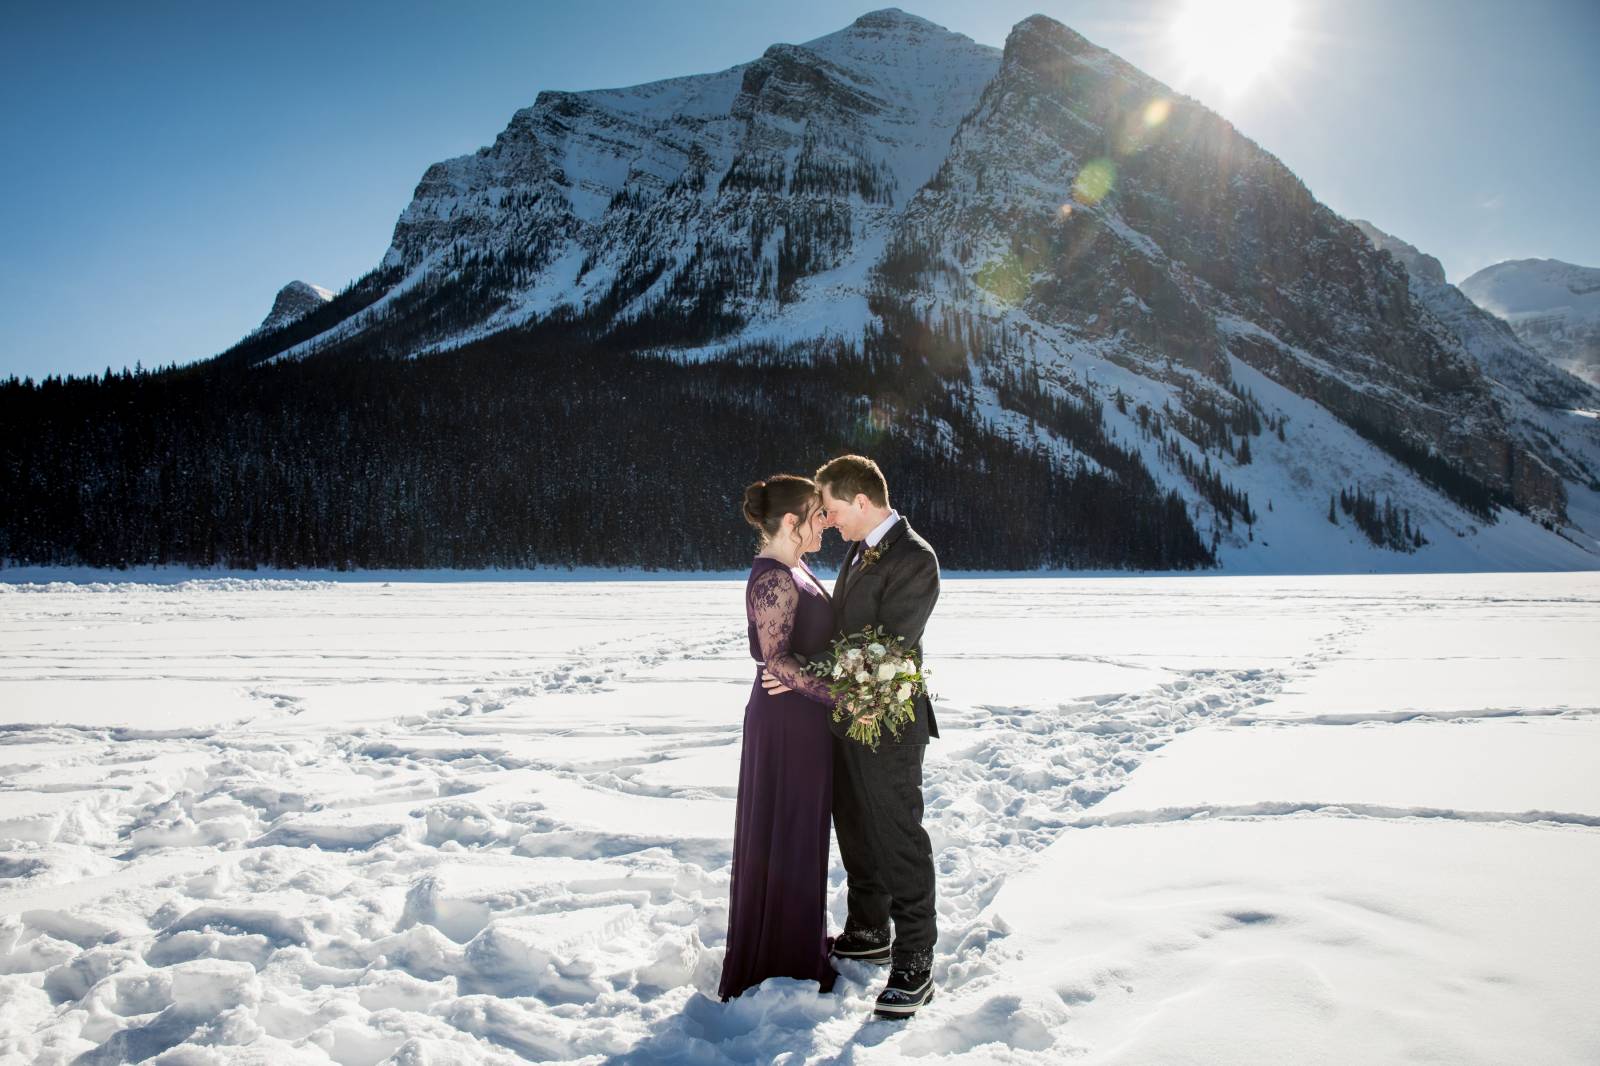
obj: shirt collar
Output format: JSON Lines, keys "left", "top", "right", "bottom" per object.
{"left": 864, "top": 509, "right": 901, "bottom": 549}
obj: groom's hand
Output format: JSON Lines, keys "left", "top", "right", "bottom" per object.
{"left": 760, "top": 668, "right": 792, "bottom": 695}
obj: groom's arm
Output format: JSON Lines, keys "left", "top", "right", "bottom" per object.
{"left": 878, "top": 547, "right": 940, "bottom": 652}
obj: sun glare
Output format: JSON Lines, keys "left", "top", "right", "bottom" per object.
{"left": 1170, "top": 0, "right": 1293, "bottom": 95}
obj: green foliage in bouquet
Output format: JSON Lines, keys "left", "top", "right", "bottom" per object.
{"left": 808, "top": 624, "right": 928, "bottom": 750}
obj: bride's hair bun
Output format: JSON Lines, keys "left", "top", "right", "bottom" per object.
{"left": 741, "top": 480, "right": 770, "bottom": 528}
{"left": 740, "top": 474, "right": 820, "bottom": 546}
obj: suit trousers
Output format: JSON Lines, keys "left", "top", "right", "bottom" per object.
{"left": 832, "top": 735, "right": 936, "bottom": 966}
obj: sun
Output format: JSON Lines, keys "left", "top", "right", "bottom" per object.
{"left": 1169, "top": 0, "right": 1294, "bottom": 96}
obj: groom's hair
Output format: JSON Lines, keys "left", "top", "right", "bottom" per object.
{"left": 815, "top": 454, "right": 889, "bottom": 508}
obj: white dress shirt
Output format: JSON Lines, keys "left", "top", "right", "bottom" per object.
{"left": 853, "top": 509, "right": 901, "bottom": 564}
{"left": 865, "top": 509, "right": 901, "bottom": 548}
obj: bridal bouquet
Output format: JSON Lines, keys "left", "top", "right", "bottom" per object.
{"left": 808, "top": 625, "right": 927, "bottom": 750}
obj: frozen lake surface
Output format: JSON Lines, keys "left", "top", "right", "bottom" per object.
{"left": 1, "top": 572, "right": 1597, "bottom": 1064}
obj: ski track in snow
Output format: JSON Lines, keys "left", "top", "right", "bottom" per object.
{"left": 0, "top": 576, "right": 1595, "bottom": 1063}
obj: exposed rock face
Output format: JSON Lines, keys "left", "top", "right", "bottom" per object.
{"left": 1352, "top": 221, "right": 1447, "bottom": 286}
{"left": 257, "top": 281, "right": 334, "bottom": 334}
{"left": 213, "top": 8, "right": 1599, "bottom": 565}
{"left": 1460, "top": 258, "right": 1600, "bottom": 388}
{"left": 376, "top": 8, "right": 997, "bottom": 334}
{"left": 871, "top": 14, "right": 1561, "bottom": 518}
{"left": 1354, "top": 220, "right": 1600, "bottom": 537}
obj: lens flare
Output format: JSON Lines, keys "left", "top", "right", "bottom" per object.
{"left": 976, "top": 253, "right": 1029, "bottom": 306}
{"left": 1143, "top": 98, "right": 1172, "bottom": 127}
{"left": 1071, "top": 158, "right": 1116, "bottom": 206}
{"left": 868, "top": 401, "right": 895, "bottom": 433}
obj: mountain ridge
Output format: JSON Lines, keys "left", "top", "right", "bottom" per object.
{"left": 1460, "top": 257, "right": 1600, "bottom": 389}
{"left": 185, "top": 8, "right": 1600, "bottom": 567}
{"left": 5, "top": 9, "right": 1596, "bottom": 573}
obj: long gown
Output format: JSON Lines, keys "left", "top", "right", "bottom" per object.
{"left": 718, "top": 555, "right": 839, "bottom": 1001}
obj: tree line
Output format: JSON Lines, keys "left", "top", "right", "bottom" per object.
{"left": 0, "top": 327, "right": 1216, "bottom": 572}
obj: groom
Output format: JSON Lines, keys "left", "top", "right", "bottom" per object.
{"left": 764, "top": 454, "right": 940, "bottom": 1018}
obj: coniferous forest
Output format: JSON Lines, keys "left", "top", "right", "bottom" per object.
{"left": 0, "top": 326, "right": 1214, "bottom": 572}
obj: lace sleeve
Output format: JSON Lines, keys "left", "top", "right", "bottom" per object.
{"left": 750, "top": 568, "right": 837, "bottom": 708}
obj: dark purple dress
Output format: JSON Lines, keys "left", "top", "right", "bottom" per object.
{"left": 718, "top": 556, "right": 839, "bottom": 1001}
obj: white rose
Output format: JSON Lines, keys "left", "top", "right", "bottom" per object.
{"left": 846, "top": 648, "right": 863, "bottom": 661}
{"left": 897, "top": 682, "right": 912, "bottom": 701}
{"left": 832, "top": 662, "right": 844, "bottom": 678}
{"left": 867, "top": 643, "right": 886, "bottom": 658}
{"left": 876, "top": 662, "right": 897, "bottom": 682}
{"left": 855, "top": 670, "right": 870, "bottom": 684}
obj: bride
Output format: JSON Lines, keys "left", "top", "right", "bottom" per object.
{"left": 717, "top": 474, "right": 839, "bottom": 1001}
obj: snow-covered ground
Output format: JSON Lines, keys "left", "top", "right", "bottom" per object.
{"left": 1, "top": 572, "right": 1597, "bottom": 1064}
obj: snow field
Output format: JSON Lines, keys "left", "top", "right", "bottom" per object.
{"left": 0, "top": 571, "right": 1596, "bottom": 1063}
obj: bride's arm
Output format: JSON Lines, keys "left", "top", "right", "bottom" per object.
{"left": 750, "top": 568, "right": 836, "bottom": 707}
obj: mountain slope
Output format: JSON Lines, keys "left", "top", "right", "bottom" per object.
{"left": 1353, "top": 220, "right": 1600, "bottom": 554}
{"left": 1460, "top": 258, "right": 1600, "bottom": 388}
{"left": 264, "top": 10, "right": 1001, "bottom": 362}
{"left": 852, "top": 14, "right": 1582, "bottom": 565}
{"left": 8, "top": 9, "right": 1595, "bottom": 573}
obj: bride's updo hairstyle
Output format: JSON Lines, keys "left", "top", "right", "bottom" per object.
{"left": 742, "top": 474, "right": 820, "bottom": 548}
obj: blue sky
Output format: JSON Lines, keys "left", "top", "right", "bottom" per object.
{"left": 2, "top": 0, "right": 1596, "bottom": 381}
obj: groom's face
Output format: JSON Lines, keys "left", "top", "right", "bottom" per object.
{"left": 820, "top": 484, "right": 868, "bottom": 542}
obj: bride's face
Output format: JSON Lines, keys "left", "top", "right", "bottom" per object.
{"left": 797, "top": 504, "right": 825, "bottom": 555}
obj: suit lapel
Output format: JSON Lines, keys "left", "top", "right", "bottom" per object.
{"left": 833, "top": 541, "right": 858, "bottom": 605}
{"left": 844, "top": 518, "right": 908, "bottom": 597}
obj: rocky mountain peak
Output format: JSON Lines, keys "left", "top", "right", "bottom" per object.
{"left": 845, "top": 7, "right": 944, "bottom": 34}
{"left": 256, "top": 281, "right": 333, "bottom": 334}
{"left": 1005, "top": 13, "right": 1100, "bottom": 60}
{"left": 1352, "top": 219, "right": 1447, "bottom": 285}
{"left": 209, "top": 10, "right": 1600, "bottom": 568}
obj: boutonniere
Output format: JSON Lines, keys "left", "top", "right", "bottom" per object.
{"left": 858, "top": 544, "right": 884, "bottom": 571}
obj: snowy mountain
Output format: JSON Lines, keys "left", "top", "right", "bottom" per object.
{"left": 1460, "top": 258, "right": 1600, "bottom": 389}
{"left": 8, "top": 9, "right": 1596, "bottom": 573}
{"left": 254, "top": 280, "right": 333, "bottom": 334}
{"left": 282, "top": 8, "right": 1002, "bottom": 359}
{"left": 1353, "top": 221, "right": 1600, "bottom": 554}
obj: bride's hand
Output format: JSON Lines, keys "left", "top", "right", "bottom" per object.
{"left": 760, "top": 667, "right": 792, "bottom": 695}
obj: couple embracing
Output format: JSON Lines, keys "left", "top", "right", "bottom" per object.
{"left": 717, "top": 454, "right": 940, "bottom": 1019}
